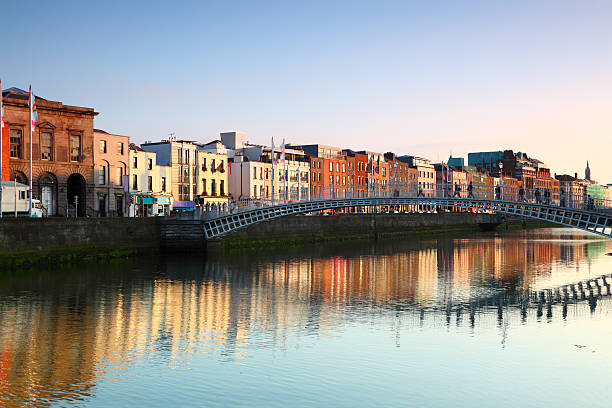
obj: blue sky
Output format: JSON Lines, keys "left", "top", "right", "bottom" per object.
{"left": 3, "top": 0, "right": 611, "bottom": 181}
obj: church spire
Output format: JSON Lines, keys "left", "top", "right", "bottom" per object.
{"left": 585, "top": 161, "right": 591, "bottom": 181}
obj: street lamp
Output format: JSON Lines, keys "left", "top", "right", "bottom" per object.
{"left": 499, "top": 161, "right": 504, "bottom": 199}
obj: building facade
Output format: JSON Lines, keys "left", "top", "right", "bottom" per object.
{"left": 128, "top": 144, "right": 172, "bottom": 216}
{"left": 141, "top": 140, "right": 198, "bottom": 209}
{"left": 3, "top": 87, "right": 97, "bottom": 216}
{"left": 196, "top": 149, "right": 229, "bottom": 211}
{"left": 93, "top": 129, "right": 129, "bottom": 216}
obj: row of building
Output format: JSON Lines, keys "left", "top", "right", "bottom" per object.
{"left": 0, "top": 87, "right": 609, "bottom": 217}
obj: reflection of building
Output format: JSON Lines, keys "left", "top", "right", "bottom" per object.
{"left": 3, "top": 87, "right": 97, "bottom": 216}
{"left": 0, "top": 231, "right": 610, "bottom": 406}
{"left": 93, "top": 129, "right": 129, "bottom": 216}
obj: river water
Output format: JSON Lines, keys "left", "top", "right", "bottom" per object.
{"left": 1, "top": 228, "right": 612, "bottom": 407}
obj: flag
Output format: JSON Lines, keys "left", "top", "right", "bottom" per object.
{"left": 1, "top": 79, "right": 4, "bottom": 129}
{"left": 366, "top": 157, "right": 373, "bottom": 173}
{"left": 280, "top": 138, "right": 285, "bottom": 164}
{"left": 29, "top": 86, "right": 38, "bottom": 130}
{"left": 228, "top": 161, "right": 232, "bottom": 175}
{"left": 271, "top": 137, "right": 277, "bottom": 165}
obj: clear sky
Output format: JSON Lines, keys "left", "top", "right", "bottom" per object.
{"left": 2, "top": 0, "right": 611, "bottom": 182}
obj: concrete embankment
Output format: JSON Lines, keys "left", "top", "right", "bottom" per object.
{"left": 0, "top": 217, "right": 159, "bottom": 267}
{"left": 208, "top": 212, "right": 543, "bottom": 250}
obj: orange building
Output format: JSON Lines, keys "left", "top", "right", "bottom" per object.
{"left": 3, "top": 87, "right": 97, "bottom": 216}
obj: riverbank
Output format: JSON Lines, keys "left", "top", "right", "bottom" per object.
{"left": 0, "top": 218, "right": 159, "bottom": 268}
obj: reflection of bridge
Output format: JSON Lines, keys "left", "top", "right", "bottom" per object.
{"left": 202, "top": 185, "right": 612, "bottom": 238}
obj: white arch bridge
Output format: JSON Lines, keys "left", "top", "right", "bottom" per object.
{"left": 200, "top": 184, "right": 612, "bottom": 239}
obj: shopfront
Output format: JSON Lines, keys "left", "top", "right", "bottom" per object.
{"left": 136, "top": 196, "right": 155, "bottom": 217}
{"left": 156, "top": 197, "right": 170, "bottom": 215}
{"left": 171, "top": 201, "right": 195, "bottom": 215}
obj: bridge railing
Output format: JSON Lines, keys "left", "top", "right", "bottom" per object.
{"left": 198, "top": 183, "right": 612, "bottom": 220}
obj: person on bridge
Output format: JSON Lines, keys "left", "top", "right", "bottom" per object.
{"left": 560, "top": 188, "right": 566, "bottom": 207}
{"left": 467, "top": 181, "right": 474, "bottom": 198}
{"left": 519, "top": 186, "right": 525, "bottom": 201}
{"left": 495, "top": 184, "right": 501, "bottom": 200}
{"left": 453, "top": 183, "right": 461, "bottom": 198}
{"left": 445, "top": 183, "right": 452, "bottom": 197}
{"left": 535, "top": 189, "right": 541, "bottom": 204}
{"left": 417, "top": 184, "right": 424, "bottom": 197}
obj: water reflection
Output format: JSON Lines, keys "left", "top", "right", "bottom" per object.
{"left": 0, "top": 228, "right": 611, "bottom": 406}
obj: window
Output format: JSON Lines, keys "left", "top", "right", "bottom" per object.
{"left": 211, "top": 159, "right": 216, "bottom": 172}
{"left": 100, "top": 140, "right": 107, "bottom": 153}
{"left": 336, "top": 175, "right": 340, "bottom": 184}
{"left": 259, "top": 167, "right": 263, "bottom": 179}
{"left": 336, "top": 163, "right": 340, "bottom": 172}
{"left": 318, "top": 173, "right": 321, "bottom": 182}
{"left": 99, "top": 166, "right": 106, "bottom": 185}
{"left": 162, "top": 177, "right": 166, "bottom": 192}
{"left": 330, "top": 175, "right": 333, "bottom": 185}
{"left": 329, "top": 162, "right": 333, "bottom": 171}
{"left": 117, "top": 167, "right": 123, "bottom": 186}
{"left": 133, "top": 156, "right": 138, "bottom": 168}
{"left": 342, "top": 163, "right": 345, "bottom": 172}
{"left": 202, "top": 178, "right": 207, "bottom": 195}
{"left": 253, "top": 168, "right": 257, "bottom": 179}
{"left": 118, "top": 142, "right": 124, "bottom": 155}
{"left": 132, "top": 174, "right": 138, "bottom": 189}
{"left": 10, "top": 129, "right": 22, "bottom": 158}
{"left": 41, "top": 132, "right": 53, "bottom": 160}
{"left": 70, "top": 134, "right": 81, "bottom": 162}
{"left": 221, "top": 180, "right": 226, "bottom": 195}
{"left": 201, "top": 158, "right": 207, "bottom": 171}
{"left": 343, "top": 176, "right": 346, "bottom": 185}
{"left": 148, "top": 158, "right": 153, "bottom": 170}
{"left": 148, "top": 176, "right": 153, "bottom": 191}
{"left": 253, "top": 185, "right": 257, "bottom": 197}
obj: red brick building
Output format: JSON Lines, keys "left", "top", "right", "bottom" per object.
{"left": 3, "top": 88, "right": 97, "bottom": 216}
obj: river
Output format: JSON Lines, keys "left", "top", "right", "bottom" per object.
{"left": 1, "top": 228, "right": 612, "bottom": 407}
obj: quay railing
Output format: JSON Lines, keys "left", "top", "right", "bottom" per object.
{"left": 195, "top": 183, "right": 612, "bottom": 220}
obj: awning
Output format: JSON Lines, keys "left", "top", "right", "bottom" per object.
{"left": 173, "top": 201, "right": 195, "bottom": 208}
{"left": 136, "top": 197, "right": 155, "bottom": 204}
{"left": 157, "top": 197, "right": 170, "bottom": 205}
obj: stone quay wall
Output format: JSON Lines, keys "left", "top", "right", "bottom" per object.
{"left": 0, "top": 218, "right": 159, "bottom": 265}
{"left": 212, "top": 212, "right": 523, "bottom": 249}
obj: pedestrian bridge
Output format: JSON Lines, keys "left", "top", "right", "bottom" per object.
{"left": 200, "top": 184, "right": 612, "bottom": 239}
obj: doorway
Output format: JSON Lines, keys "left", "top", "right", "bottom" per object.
{"left": 67, "top": 173, "right": 87, "bottom": 216}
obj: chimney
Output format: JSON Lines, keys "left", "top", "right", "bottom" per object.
{"left": 574, "top": 172, "right": 577, "bottom": 179}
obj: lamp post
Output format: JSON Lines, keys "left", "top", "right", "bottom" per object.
{"left": 499, "top": 161, "right": 504, "bottom": 200}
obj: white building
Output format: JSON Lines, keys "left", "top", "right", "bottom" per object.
{"left": 128, "top": 144, "right": 172, "bottom": 216}
{"left": 222, "top": 131, "right": 310, "bottom": 201}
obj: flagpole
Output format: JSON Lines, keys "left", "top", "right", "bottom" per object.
{"left": 271, "top": 137, "right": 275, "bottom": 206}
{"left": 29, "top": 86, "right": 33, "bottom": 217}
{"left": 0, "top": 78, "right": 3, "bottom": 218}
